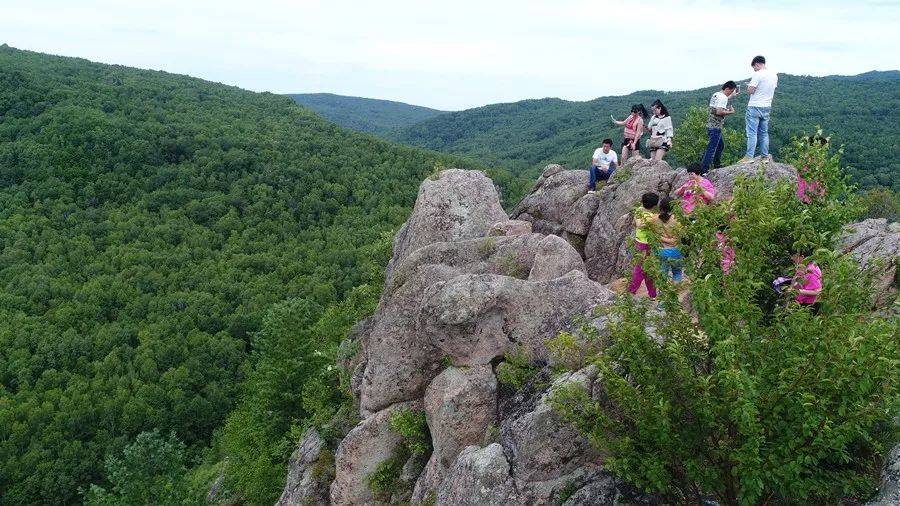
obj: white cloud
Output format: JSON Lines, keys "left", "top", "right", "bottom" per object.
{"left": 1, "top": 0, "right": 897, "bottom": 109}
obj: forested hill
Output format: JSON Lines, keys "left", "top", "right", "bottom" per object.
{"left": 287, "top": 93, "right": 447, "bottom": 135}
{"left": 0, "top": 45, "right": 526, "bottom": 504}
{"left": 390, "top": 72, "right": 900, "bottom": 190}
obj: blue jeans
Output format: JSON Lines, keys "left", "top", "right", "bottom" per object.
{"left": 745, "top": 106, "right": 771, "bottom": 157}
{"left": 701, "top": 128, "right": 723, "bottom": 174}
{"left": 657, "top": 247, "right": 683, "bottom": 282}
{"left": 589, "top": 162, "right": 616, "bottom": 190}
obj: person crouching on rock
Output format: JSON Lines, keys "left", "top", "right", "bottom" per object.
{"left": 629, "top": 192, "right": 660, "bottom": 299}
{"left": 675, "top": 163, "right": 716, "bottom": 215}
{"left": 655, "top": 197, "right": 684, "bottom": 282}
{"left": 612, "top": 104, "right": 648, "bottom": 163}
{"left": 588, "top": 138, "right": 618, "bottom": 193}
{"left": 647, "top": 100, "right": 674, "bottom": 163}
{"left": 790, "top": 252, "right": 823, "bottom": 309}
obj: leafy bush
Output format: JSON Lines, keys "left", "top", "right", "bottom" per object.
{"left": 496, "top": 345, "right": 541, "bottom": 389}
{"left": 550, "top": 136, "right": 898, "bottom": 504}
{"left": 390, "top": 408, "right": 432, "bottom": 457}
{"left": 669, "top": 106, "right": 744, "bottom": 168}
{"left": 366, "top": 455, "right": 404, "bottom": 501}
{"left": 83, "top": 430, "right": 193, "bottom": 505}
{"left": 860, "top": 186, "right": 900, "bottom": 221}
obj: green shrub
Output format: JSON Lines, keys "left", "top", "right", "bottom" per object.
{"left": 859, "top": 186, "right": 900, "bottom": 221}
{"left": 478, "top": 236, "right": 498, "bottom": 257}
{"left": 670, "top": 105, "right": 744, "bottom": 168}
{"left": 389, "top": 408, "right": 432, "bottom": 457}
{"left": 495, "top": 251, "right": 529, "bottom": 279}
{"left": 367, "top": 455, "right": 404, "bottom": 501}
{"left": 550, "top": 135, "right": 898, "bottom": 505}
{"left": 496, "top": 345, "right": 541, "bottom": 389}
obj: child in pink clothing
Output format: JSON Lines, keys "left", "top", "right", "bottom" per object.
{"left": 716, "top": 231, "right": 736, "bottom": 274}
{"left": 675, "top": 164, "right": 716, "bottom": 214}
{"left": 791, "top": 254, "right": 823, "bottom": 305}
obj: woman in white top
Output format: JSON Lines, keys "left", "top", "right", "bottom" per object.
{"left": 647, "top": 100, "right": 674, "bottom": 162}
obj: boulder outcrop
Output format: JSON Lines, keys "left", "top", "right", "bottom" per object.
{"left": 277, "top": 429, "right": 331, "bottom": 506}
{"left": 841, "top": 218, "right": 900, "bottom": 307}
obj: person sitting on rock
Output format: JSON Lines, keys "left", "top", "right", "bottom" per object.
{"left": 675, "top": 163, "right": 716, "bottom": 214}
{"left": 588, "top": 138, "right": 618, "bottom": 193}
{"left": 612, "top": 104, "right": 648, "bottom": 163}
{"left": 701, "top": 81, "right": 739, "bottom": 174}
{"left": 654, "top": 197, "right": 683, "bottom": 282}
{"left": 628, "top": 192, "right": 660, "bottom": 299}
{"left": 790, "top": 252, "right": 823, "bottom": 307}
{"left": 647, "top": 100, "right": 674, "bottom": 163}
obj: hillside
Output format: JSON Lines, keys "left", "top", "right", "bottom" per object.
{"left": 0, "top": 46, "right": 527, "bottom": 505}
{"left": 390, "top": 73, "right": 900, "bottom": 190}
{"left": 287, "top": 93, "right": 447, "bottom": 135}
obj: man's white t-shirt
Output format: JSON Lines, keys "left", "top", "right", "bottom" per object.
{"left": 709, "top": 91, "right": 729, "bottom": 109}
{"left": 592, "top": 148, "right": 618, "bottom": 169}
{"left": 748, "top": 68, "right": 778, "bottom": 107}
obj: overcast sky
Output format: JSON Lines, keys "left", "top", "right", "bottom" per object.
{"left": 3, "top": 1, "right": 898, "bottom": 110}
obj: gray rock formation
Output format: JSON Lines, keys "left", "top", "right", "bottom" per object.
{"left": 841, "top": 218, "right": 900, "bottom": 307}
{"left": 489, "top": 219, "right": 533, "bottom": 237}
{"left": 331, "top": 401, "right": 421, "bottom": 505}
{"left": 867, "top": 443, "right": 900, "bottom": 505}
{"left": 435, "top": 444, "right": 521, "bottom": 505}
{"left": 277, "top": 429, "right": 330, "bottom": 506}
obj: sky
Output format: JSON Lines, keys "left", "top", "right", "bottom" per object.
{"left": 3, "top": 0, "right": 899, "bottom": 110}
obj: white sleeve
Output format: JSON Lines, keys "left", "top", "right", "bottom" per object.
{"left": 611, "top": 151, "right": 618, "bottom": 163}
{"left": 749, "top": 73, "right": 760, "bottom": 87}
{"left": 712, "top": 93, "right": 728, "bottom": 109}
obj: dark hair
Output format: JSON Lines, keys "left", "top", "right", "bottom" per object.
{"left": 751, "top": 55, "right": 766, "bottom": 66}
{"left": 631, "top": 104, "right": 649, "bottom": 119}
{"left": 602, "top": 138, "right": 613, "bottom": 146}
{"left": 658, "top": 197, "right": 674, "bottom": 222}
{"left": 722, "top": 80, "right": 737, "bottom": 90}
{"left": 687, "top": 162, "right": 703, "bottom": 175}
{"left": 641, "top": 192, "right": 659, "bottom": 209}
{"left": 652, "top": 99, "right": 669, "bottom": 117}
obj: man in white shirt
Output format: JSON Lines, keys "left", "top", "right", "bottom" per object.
{"left": 588, "top": 138, "right": 618, "bottom": 193}
{"left": 741, "top": 55, "right": 778, "bottom": 163}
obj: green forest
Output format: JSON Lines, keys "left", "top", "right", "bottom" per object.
{"left": 287, "top": 93, "right": 446, "bottom": 136}
{"left": 0, "top": 46, "right": 527, "bottom": 505}
{"left": 390, "top": 72, "right": 900, "bottom": 190}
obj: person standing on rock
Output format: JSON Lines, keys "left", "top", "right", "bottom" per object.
{"left": 740, "top": 55, "right": 778, "bottom": 163}
{"left": 647, "top": 100, "right": 674, "bottom": 163}
{"left": 612, "top": 104, "right": 648, "bottom": 163}
{"left": 588, "top": 138, "right": 618, "bottom": 193}
{"left": 701, "top": 81, "right": 739, "bottom": 174}
{"left": 629, "top": 192, "right": 660, "bottom": 299}
{"left": 654, "top": 197, "right": 684, "bottom": 282}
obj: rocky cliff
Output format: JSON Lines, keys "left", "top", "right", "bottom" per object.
{"left": 278, "top": 160, "right": 899, "bottom": 506}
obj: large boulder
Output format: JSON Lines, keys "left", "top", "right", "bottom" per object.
{"left": 277, "top": 429, "right": 331, "bottom": 506}
{"left": 387, "top": 169, "right": 508, "bottom": 286}
{"left": 841, "top": 218, "right": 900, "bottom": 307}
{"left": 502, "top": 366, "right": 605, "bottom": 504}
{"left": 330, "top": 401, "right": 421, "bottom": 505}
{"left": 511, "top": 164, "right": 590, "bottom": 236}
{"left": 435, "top": 444, "right": 521, "bottom": 505}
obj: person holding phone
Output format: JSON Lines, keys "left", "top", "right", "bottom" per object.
{"left": 700, "top": 81, "right": 739, "bottom": 174}
{"left": 741, "top": 55, "right": 778, "bottom": 163}
{"left": 612, "top": 104, "right": 648, "bottom": 163}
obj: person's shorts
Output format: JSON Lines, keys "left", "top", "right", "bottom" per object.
{"left": 650, "top": 140, "right": 671, "bottom": 152}
{"left": 622, "top": 138, "right": 641, "bottom": 150}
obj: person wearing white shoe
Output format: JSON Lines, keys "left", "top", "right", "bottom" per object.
{"left": 743, "top": 55, "right": 778, "bottom": 163}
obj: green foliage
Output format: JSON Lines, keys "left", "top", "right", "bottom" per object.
{"left": 367, "top": 455, "right": 405, "bottom": 501}
{"left": 478, "top": 236, "right": 498, "bottom": 257}
{"left": 0, "top": 46, "right": 527, "bottom": 504}
{"left": 83, "top": 430, "right": 194, "bottom": 505}
{"left": 669, "top": 106, "right": 744, "bottom": 168}
{"left": 495, "top": 251, "right": 529, "bottom": 279}
{"left": 496, "top": 345, "right": 541, "bottom": 389}
{"left": 549, "top": 139, "right": 898, "bottom": 504}
{"left": 288, "top": 93, "right": 447, "bottom": 135}
{"left": 392, "top": 72, "right": 900, "bottom": 191}
{"left": 860, "top": 187, "right": 900, "bottom": 222}
{"left": 389, "top": 408, "right": 432, "bottom": 457}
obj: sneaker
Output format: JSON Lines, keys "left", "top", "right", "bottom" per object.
{"left": 765, "top": 155, "right": 775, "bottom": 163}
{"left": 738, "top": 156, "right": 755, "bottom": 164}
{"left": 587, "top": 190, "right": 595, "bottom": 194}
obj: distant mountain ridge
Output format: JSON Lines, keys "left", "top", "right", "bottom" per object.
{"left": 287, "top": 93, "right": 447, "bottom": 135}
